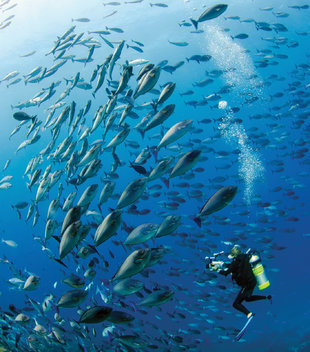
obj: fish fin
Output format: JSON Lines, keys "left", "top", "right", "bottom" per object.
{"left": 137, "top": 129, "right": 145, "bottom": 139}
{"left": 49, "top": 300, "right": 59, "bottom": 314}
{"left": 54, "top": 258, "right": 68, "bottom": 268}
{"left": 161, "top": 177, "right": 169, "bottom": 189}
{"left": 151, "top": 100, "right": 157, "bottom": 111}
{"left": 149, "top": 146, "right": 158, "bottom": 162}
{"left": 107, "top": 331, "right": 113, "bottom": 343}
{"left": 52, "top": 235, "right": 61, "bottom": 243}
{"left": 190, "top": 18, "right": 198, "bottom": 30}
{"left": 88, "top": 244, "right": 101, "bottom": 257}
{"left": 193, "top": 216, "right": 201, "bottom": 228}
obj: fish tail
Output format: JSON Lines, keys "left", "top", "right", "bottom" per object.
{"left": 49, "top": 300, "right": 59, "bottom": 315}
{"left": 161, "top": 177, "right": 169, "bottom": 189}
{"left": 137, "top": 128, "right": 145, "bottom": 139}
{"left": 151, "top": 100, "right": 157, "bottom": 111}
{"left": 193, "top": 216, "right": 201, "bottom": 228}
{"left": 190, "top": 18, "right": 198, "bottom": 30}
{"left": 107, "top": 331, "right": 114, "bottom": 343}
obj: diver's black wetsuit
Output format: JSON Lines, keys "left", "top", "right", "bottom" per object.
{"left": 219, "top": 253, "right": 268, "bottom": 316}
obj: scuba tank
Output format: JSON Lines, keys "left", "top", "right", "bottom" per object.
{"left": 248, "top": 250, "right": 270, "bottom": 290}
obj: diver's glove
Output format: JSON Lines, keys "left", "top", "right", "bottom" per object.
{"left": 209, "top": 263, "right": 219, "bottom": 272}
{"left": 209, "top": 261, "right": 225, "bottom": 272}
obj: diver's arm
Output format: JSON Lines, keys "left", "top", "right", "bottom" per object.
{"left": 219, "top": 260, "right": 236, "bottom": 276}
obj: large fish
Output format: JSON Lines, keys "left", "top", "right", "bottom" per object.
{"left": 63, "top": 274, "right": 85, "bottom": 288}
{"left": 114, "top": 335, "right": 147, "bottom": 349}
{"left": 61, "top": 205, "right": 81, "bottom": 235}
{"left": 44, "top": 219, "right": 57, "bottom": 241}
{"left": 112, "top": 249, "right": 151, "bottom": 281}
{"left": 57, "top": 289, "right": 88, "bottom": 308}
{"left": 94, "top": 209, "right": 122, "bottom": 246}
{"left": 47, "top": 199, "right": 60, "bottom": 220}
{"left": 124, "top": 223, "right": 159, "bottom": 245}
{"left": 114, "top": 64, "right": 133, "bottom": 95}
{"left": 113, "top": 278, "right": 144, "bottom": 296}
{"left": 133, "top": 65, "right": 161, "bottom": 99}
{"left": 62, "top": 192, "right": 77, "bottom": 211}
{"left": 104, "top": 126, "right": 130, "bottom": 150}
{"left": 78, "top": 144, "right": 102, "bottom": 167}
{"left": 154, "top": 82, "right": 176, "bottom": 109}
{"left": 156, "top": 215, "right": 181, "bottom": 238}
{"left": 146, "top": 247, "right": 170, "bottom": 267}
{"left": 148, "top": 157, "right": 174, "bottom": 181}
{"left": 79, "top": 306, "right": 112, "bottom": 324}
{"left": 138, "top": 290, "right": 174, "bottom": 306}
{"left": 193, "top": 185, "right": 238, "bottom": 227}
{"left": 108, "top": 40, "right": 125, "bottom": 79}
{"left": 116, "top": 177, "right": 148, "bottom": 209}
{"left": 106, "top": 310, "right": 135, "bottom": 324}
{"left": 77, "top": 184, "right": 98, "bottom": 211}
{"left": 169, "top": 150, "right": 202, "bottom": 179}
{"left": 59, "top": 220, "right": 82, "bottom": 259}
{"left": 13, "top": 111, "right": 36, "bottom": 122}
{"left": 142, "top": 104, "right": 175, "bottom": 134}
{"left": 157, "top": 119, "right": 193, "bottom": 150}
{"left": 98, "top": 181, "right": 115, "bottom": 206}
{"left": 23, "top": 275, "right": 40, "bottom": 290}
{"left": 190, "top": 4, "right": 228, "bottom": 29}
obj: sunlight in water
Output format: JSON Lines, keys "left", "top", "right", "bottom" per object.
{"left": 204, "top": 24, "right": 265, "bottom": 203}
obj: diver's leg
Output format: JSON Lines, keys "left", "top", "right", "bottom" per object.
{"left": 232, "top": 288, "right": 251, "bottom": 316}
{"left": 244, "top": 285, "right": 270, "bottom": 302}
{"left": 245, "top": 295, "right": 268, "bottom": 302}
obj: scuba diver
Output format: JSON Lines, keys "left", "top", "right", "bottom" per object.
{"left": 208, "top": 244, "right": 272, "bottom": 320}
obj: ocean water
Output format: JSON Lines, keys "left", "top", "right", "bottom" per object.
{"left": 0, "top": 0, "right": 309, "bottom": 351}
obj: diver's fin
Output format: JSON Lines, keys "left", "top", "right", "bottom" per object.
{"left": 234, "top": 314, "right": 254, "bottom": 342}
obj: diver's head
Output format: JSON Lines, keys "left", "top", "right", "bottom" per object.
{"left": 229, "top": 244, "right": 242, "bottom": 258}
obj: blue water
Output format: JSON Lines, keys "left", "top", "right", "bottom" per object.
{"left": 0, "top": 0, "right": 309, "bottom": 351}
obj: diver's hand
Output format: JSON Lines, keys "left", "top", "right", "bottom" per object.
{"left": 209, "top": 263, "right": 218, "bottom": 271}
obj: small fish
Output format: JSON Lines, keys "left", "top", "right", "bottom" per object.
{"left": 20, "top": 51, "right": 36, "bottom": 57}
{"left": 190, "top": 4, "right": 228, "bottom": 29}
{"left": 103, "top": 10, "right": 117, "bottom": 18}
{"left": 103, "top": 1, "right": 121, "bottom": 5}
{"left": 0, "top": 175, "right": 13, "bottom": 184}
{"left": 106, "top": 26, "right": 124, "bottom": 33}
{"left": 2, "top": 239, "right": 18, "bottom": 247}
{"left": 0, "top": 182, "right": 12, "bottom": 190}
{"left": 72, "top": 17, "right": 91, "bottom": 22}
{"left": 168, "top": 40, "right": 189, "bottom": 46}
{"left": 150, "top": 3, "right": 168, "bottom": 7}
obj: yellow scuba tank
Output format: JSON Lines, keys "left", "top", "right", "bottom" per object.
{"left": 249, "top": 250, "right": 270, "bottom": 290}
